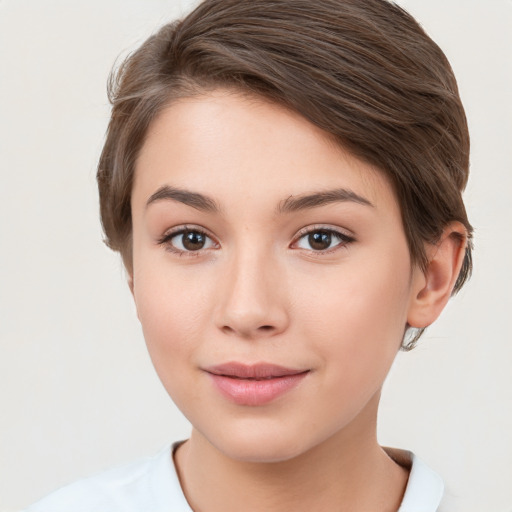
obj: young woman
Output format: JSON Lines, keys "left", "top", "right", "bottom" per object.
{"left": 26, "top": 1, "right": 472, "bottom": 510}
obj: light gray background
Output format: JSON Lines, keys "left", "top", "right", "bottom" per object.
{"left": 0, "top": 1, "right": 511, "bottom": 510}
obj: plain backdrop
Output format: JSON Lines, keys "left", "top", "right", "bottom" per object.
{"left": 0, "top": 1, "right": 511, "bottom": 510}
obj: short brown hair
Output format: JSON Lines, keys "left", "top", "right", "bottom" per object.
{"left": 97, "top": 0, "right": 473, "bottom": 347}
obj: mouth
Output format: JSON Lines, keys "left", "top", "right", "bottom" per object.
{"left": 204, "top": 362, "right": 310, "bottom": 406}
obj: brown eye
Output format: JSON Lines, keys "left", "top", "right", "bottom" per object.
{"left": 182, "top": 230, "right": 206, "bottom": 251}
{"left": 161, "top": 228, "right": 216, "bottom": 253}
{"left": 308, "top": 231, "right": 332, "bottom": 250}
{"left": 294, "top": 228, "right": 354, "bottom": 252}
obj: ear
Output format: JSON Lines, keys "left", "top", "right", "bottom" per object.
{"left": 407, "top": 222, "right": 468, "bottom": 329}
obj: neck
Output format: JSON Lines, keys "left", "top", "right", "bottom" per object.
{"left": 174, "top": 394, "right": 409, "bottom": 512}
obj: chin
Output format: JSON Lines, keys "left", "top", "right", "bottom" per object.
{"left": 198, "top": 416, "right": 325, "bottom": 464}
{"left": 216, "top": 435, "right": 307, "bottom": 463}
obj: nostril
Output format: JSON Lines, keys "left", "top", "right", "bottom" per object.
{"left": 220, "top": 324, "right": 276, "bottom": 337}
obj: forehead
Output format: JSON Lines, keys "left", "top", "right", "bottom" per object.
{"left": 133, "top": 90, "right": 397, "bottom": 216}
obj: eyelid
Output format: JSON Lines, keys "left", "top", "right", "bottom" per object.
{"left": 157, "top": 224, "right": 219, "bottom": 255}
{"left": 291, "top": 224, "right": 356, "bottom": 253}
{"left": 156, "top": 223, "right": 354, "bottom": 257}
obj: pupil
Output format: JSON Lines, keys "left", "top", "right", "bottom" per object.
{"left": 309, "top": 231, "right": 331, "bottom": 250}
{"left": 183, "top": 231, "right": 205, "bottom": 250}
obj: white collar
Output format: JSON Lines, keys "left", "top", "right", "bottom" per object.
{"left": 386, "top": 448, "right": 444, "bottom": 512}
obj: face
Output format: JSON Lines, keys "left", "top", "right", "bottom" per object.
{"left": 130, "top": 90, "right": 423, "bottom": 463}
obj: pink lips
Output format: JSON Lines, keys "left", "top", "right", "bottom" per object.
{"left": 204, "top": 362, "right": 309, "bottom": 406}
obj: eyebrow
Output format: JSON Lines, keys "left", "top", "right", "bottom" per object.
{"left": 277, "top": 188, "right": 373, "bottom": 213}
{"left": 146, "top": 185, "right": 221, "bottom": 213}
{"left": 145, "top": 185, "right": 373, "bottom": 214}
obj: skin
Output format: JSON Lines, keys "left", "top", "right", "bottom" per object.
{"left": 129, "top": 90, "right": 466, "bottom": 512}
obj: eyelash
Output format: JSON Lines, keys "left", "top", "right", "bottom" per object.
{"left": 292, "top": 225, "right": 355, "bottom": 254}
{"left": 157, "top": 225, "right": 217, "bottom": 257}
{"left": 157, "top": 225, "right": 355, "bottom": 257}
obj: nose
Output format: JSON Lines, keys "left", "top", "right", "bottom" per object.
{"left": 214, "top": 250, "right": 290, "bottom": 340}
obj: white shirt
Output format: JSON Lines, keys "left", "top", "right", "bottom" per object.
{"left": 25, "top": 443, "right": 445, "bottom": 511}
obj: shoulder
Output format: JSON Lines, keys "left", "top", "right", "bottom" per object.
{"left": 24, "top": 444, "right": 191, "bottom": 512}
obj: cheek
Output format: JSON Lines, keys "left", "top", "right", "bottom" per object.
{"left": 296, "top": 258, "right": 411, "bottom": 386}
{"left": 133, "top": 271, "right": 212, "bottom": 419}
{"left": 133, "top": 263, "right": 211, "bottom": 365}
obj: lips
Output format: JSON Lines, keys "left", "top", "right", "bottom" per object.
{"left": 204, "top": 362, "right": 309, "bottom": 406}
